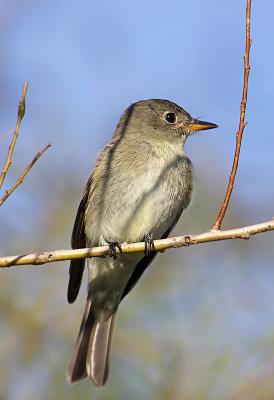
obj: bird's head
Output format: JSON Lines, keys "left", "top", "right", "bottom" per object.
{"left": 120, "top": 99, "right": 218, "bottom": 145}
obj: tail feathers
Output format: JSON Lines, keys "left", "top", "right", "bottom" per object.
{"left": 67, "top": 298, "right": 93, "bottom": 383}
{"left": 67, "top": 298, "right": 116, "bottom": 387}
{"left": 86, "top": 313, "right": 116, "bottom": 387}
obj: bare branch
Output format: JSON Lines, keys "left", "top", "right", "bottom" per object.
{"left": 212, "top": 0, "right": 252, "bottom": 230}
{"left": 0, "top": 218, "right": 273, "bottom": 268}
{"left": 0, "top": 143, "right": 51, "bottom": 206}
{"left": 0, "top": 82, "right": 28, "bottom": 190}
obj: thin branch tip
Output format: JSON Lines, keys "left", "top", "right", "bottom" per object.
{"left": 0, "top": 143, "right": 51, "bottom": 206}
{"left": 212, "top": 0, "right": 252, "bottom": 230}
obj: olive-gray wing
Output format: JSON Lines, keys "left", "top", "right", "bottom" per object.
{"left": 67, "top": 178, "right": 92, "bottom": 303}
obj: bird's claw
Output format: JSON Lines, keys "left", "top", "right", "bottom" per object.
{"left": 144, "top": 233, "right": 155, "bottom": 256}
{"left": 108, "top": 241, "right": 122, "bottom": 259}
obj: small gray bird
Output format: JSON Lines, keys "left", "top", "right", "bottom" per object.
{"left": 67, "top": 99, "right": 217, "bottom": 387}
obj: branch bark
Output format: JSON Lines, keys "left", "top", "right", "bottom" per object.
{"left": 212, "top": 0, "right": 252, "bottom": 230}
{"left": 0, "top": 218, "right": 273, "bottom": 268}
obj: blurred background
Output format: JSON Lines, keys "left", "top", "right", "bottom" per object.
{"left": 0, "top": 0, "right": 274, "bottom": 399}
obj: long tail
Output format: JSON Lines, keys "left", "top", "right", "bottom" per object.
{"left": 67, "top": 298, "right": 116, "bottom": 387}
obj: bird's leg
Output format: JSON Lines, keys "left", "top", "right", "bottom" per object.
{"left": 108, "top": 241, "right": 122, "bottom": 259}
{"left": 144, "top": 233, "right": 155, "bottom": 256}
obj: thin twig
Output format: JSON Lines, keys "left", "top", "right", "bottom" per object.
{"left": 212, "top": 0, "right": 252, "bottom": 230}
{"left": 0, "top": 144, "right": 51, "bottom": 206}
{"left": 0, "top": 218, "right": 273, "bottom": 268}
{"left": 0, "top": 82, "right": 28, "bottom": 190}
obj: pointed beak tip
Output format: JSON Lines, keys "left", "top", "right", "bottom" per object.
{"left": 190, "top": 120, "right": 219, "bottom": 132}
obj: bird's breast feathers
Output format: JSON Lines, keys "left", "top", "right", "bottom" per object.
{"left": 85, "top": 147, "right": 193, "bottom": 245}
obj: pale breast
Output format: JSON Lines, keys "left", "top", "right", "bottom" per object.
{"left": 85, "top": 145, "right": 193, "bottom": 245}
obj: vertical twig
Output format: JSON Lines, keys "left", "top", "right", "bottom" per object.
{"left": 0, "top": 82, "right": 28, "bottom": 190}
{"left": 212, "top": 0, "right": 252, "bottom": 230}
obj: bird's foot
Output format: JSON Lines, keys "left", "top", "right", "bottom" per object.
{"left": 108, "top": 241, "right": 122, "bottom": 259}
{"left": 144, "top": 233, "right": 155, "bottom": 256}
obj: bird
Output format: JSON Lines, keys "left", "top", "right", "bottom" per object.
{"left": 66, "top": 99, "right": 217, "bottom": 387}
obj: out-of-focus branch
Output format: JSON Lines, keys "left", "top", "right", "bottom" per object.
{"left": 0, "top": 218, "right": 273, "bottom": 268}
{"left": 0, "top": 82, "right": 51, "bottom": 206}
{"left": 212, "top": 0, "right": 252, "bottom": 230}
{"left": 0, "top": 83, "right": 28, "bottom": 190}
{"left": 0, "top": 143, "right": 51, "bottom": 206}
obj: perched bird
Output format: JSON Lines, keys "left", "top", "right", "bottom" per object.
{"left": 67, "top": 99, "right": 217, "bottom": 387}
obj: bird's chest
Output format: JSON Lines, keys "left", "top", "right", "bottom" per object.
{"left": 101, "top": 154, "right": 193, "bottom": 243}
{"left": 129, "top": 172, "right": 177, "bottom": 229}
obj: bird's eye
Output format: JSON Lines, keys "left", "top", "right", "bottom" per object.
{"left": 165, "top": 112, "right": 177, "bottom": 124}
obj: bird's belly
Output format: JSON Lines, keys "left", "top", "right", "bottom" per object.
{"left": 102, "top": 175, "right": 184, "bottom": 243}
{"left": 88, "top": 184, "right": 182, "bottom": 322}
{"left": 122, "top": 193, "right": 177, "bottom": 241}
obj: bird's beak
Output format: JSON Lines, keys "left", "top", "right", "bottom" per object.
{"left": 188, "top": 119, "right": 218, "bottom": 132}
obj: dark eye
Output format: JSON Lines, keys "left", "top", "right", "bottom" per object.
{"left": 165, "top": 112, "right": 177, "bottom": 124}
